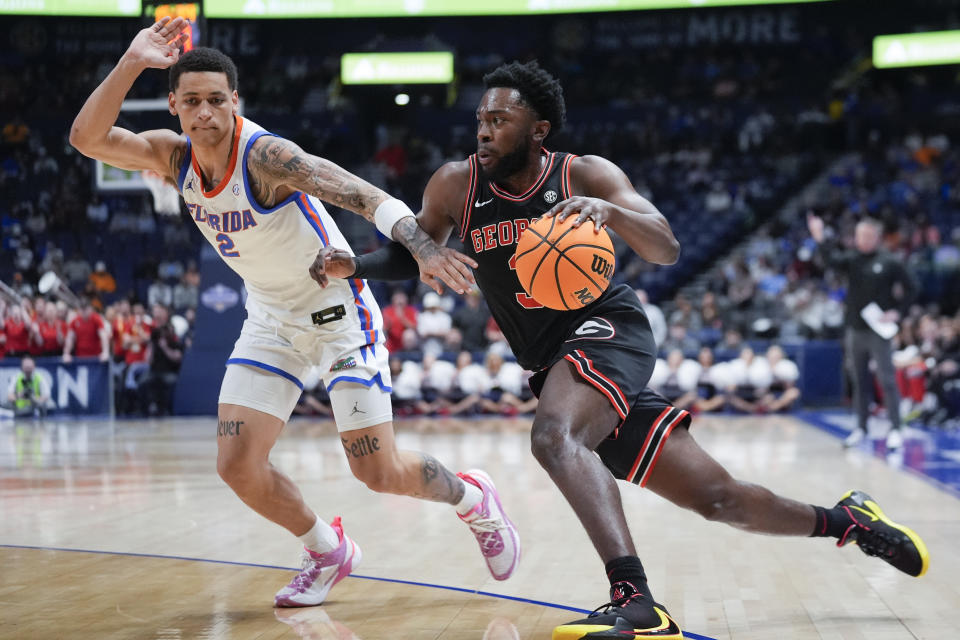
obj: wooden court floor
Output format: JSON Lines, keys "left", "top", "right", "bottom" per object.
{"left": 1, "top": 414, "right": 958, "bottom": 640}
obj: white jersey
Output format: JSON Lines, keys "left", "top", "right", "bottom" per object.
{"left": 176, "top": 116, "right": 382, "bottom": 342}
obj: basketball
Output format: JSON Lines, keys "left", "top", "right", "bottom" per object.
{"left": 513, "top": 215, "right": 615, "bottom": 310}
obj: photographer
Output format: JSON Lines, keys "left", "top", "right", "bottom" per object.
{"left": 6, "top": 357, "right": 51, "bottom": 418}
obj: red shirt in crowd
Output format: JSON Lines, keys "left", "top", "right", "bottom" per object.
{"left": 69, "top": 312, "right": 105, "bottom": 357}
{"left": 4, "top": 318, "right": 31, "bottom": 355}
{"left": 34, "top": 319, "right": 67, "bottom": 356}
{"left": 382, "top": 304, "right": 417, "bottom": 353}
{"left": 124, "top": 318, "right": 153, "bottom": 365}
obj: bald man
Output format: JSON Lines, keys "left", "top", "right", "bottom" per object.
{"left": 808, "top": 215, "right": 917, "bottom": 450}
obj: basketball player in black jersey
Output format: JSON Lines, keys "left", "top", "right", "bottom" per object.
{"left": 312, "top": 61, "right": 928, "bottom": 639}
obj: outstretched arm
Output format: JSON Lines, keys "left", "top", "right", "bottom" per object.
{"left": 69, "top": 17, "right": 189, "bottom": 182}
{"left": 545, "top": 155, "right": 680, "bottom": 265}
{"left": 249, "top": 142, "right": 477, "bottom": 293}
{"left": 308, "top": 161, "right": 473, "bottom": 292}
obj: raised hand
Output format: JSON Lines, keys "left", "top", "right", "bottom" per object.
{"left": 125, "top": 17, "right": 190, "bottom": 70}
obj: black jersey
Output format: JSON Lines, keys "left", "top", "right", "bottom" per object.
{"left": 458, "top": 150, "right": 638, "bottom": 371}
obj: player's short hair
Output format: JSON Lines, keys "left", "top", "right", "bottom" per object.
{"left": 169, "top": 47, "right": 238, "bottom": 93}
{"left": 857, "top": 217, "right": 883, "bottom": 232}
{"left": 483, "top": 60, "right": 566, "bottom": 135}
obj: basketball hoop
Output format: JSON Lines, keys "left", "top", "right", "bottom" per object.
{"left": 142, "top": 170, "right": 182, "bottom": 216}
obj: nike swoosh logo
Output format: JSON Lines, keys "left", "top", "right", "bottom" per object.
{"left": 850, "top": 505, "right": 879, "bottom": 522}
{"left": 475, "top": 198, "right": 494, "bottom": 207}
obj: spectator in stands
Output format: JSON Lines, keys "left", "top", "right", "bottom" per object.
{"left": 63, "top": 251, "right": 92, "bottom": 290}
{"left": 388, "top": 357, "right": 426, "bottom": 417}
{"left": 477, "top": 351, "right": 526, "bottom": 415}
{"left": 3, "top": 304, "right": 32, "bottom": 357}
{"left": 141, "top": 304, "right": 183, "bottom": 416}
{"left": 147, "top": 276, "right": 173, "bottom": 308}
{"left": 5, "top": 357, "right": 50, "bottom": 418}
{"left": 808, "top": 214, "right": 917, "bottom": 450}
{"left": 724, "top": 346, "right": 772, "bottom": 414}
{"left": 63, "top": 298, "right": 109, "bottom": 362}
{"left": 382, "top": 291, "right": 418, "bottom": 354}
{"left": 443, "top": 350, "right": 490, "bottom": 416}
{"left": 419, "top": 352, "right": 457, "bottom": 410}
{"left": 669, "top": 294, "right": 702, "bottom": 333}
{"left": 650, "top": 349, "right": 700, "bottom": 410}
{"left": 172, "top": 271, "right": 199, "bottom": 311}
{"left": 120, "top": 302, "right": 153, "bottom": 414}
{"left": 452, "top": 289, "right": 490, "bottom": 353}
{"left": 693, "top": 347, "right": 727, "bottom": 413}
{"left": 417, "top": 292, "right": 453, "bottom": 357}
{"left": 758, "top": 346, "right": 801, "bottom": 413}
{"left": 86, "top": 194, "right": 109, "bottom": 226}
{"left": 635, "top": 289, "right": 666, "bottom": 348}
{"left": 718, "top": 328, "right": 745, "bottom": 353}
{"left": 31, "top": 302, "right": 66, "bottom": 357}
{"left": 88, "top": 260, "right": 117, "bottom": 300}
{"left": 660, "top": 323, "right": 699, "bottom": 355}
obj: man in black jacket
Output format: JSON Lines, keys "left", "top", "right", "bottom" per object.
{"left": 808, "top": 215, "right": 917, "bottom": 449}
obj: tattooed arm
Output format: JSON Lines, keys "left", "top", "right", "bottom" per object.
{"left": 249, "top": 135, "right": 476, "bottom": 294}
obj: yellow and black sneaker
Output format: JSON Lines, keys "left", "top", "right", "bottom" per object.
{"left": 553, "top": 584, "right": 683, "bottom": 640}
{"left": 836, "top": 490, "right": 930, "bottom": 577}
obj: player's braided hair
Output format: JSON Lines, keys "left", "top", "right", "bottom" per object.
{"left": 483, "top": 60, "right": 566, "bottom": 136}
{"left": 169, "top": 47, "right": 238, "bottom": 92}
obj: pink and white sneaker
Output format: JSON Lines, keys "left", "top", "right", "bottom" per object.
{"left": 274, "top": 516, "right": 361, "bottom": 608}
{"left": 457, "top": 469, "right": 521, "bottom": 581}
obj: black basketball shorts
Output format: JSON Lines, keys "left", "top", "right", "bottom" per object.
{"left": 528, "top": 301, "right": 692, "bottom": 487}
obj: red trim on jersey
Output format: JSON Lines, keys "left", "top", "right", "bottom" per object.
{"left": 564, "top": 351, "right": 628, "bottom": 420}
{"left": 488, "top": 150, "right": 555, "bottom": 202}
{"left": 191, "top": 116, "right": 244, "bottom": 198}
{"left": 638, "top": 410, "right": 689, "bottom": 487}
{"left": 575, "top": 349, "right": 628, "bottom": 414}
{"left": 561, "top": 154, "right": 578, "bottom": 199}
{"left": 626, "top": 408, "right": 672, "bottom": 483}
{"left": 459, "top": 155, "right": 479, "bottom": 242}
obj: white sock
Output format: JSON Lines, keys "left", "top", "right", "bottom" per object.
{"left": 298, "top": 515, "right": 340, "bottom": 554}
{"left": 455, "top": 479, "right": 484, "bottom": 517}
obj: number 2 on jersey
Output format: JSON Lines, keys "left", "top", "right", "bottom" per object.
{"left": 508, "top": 253, "right": 544, "bottom": 309}
{"left": 216, "top": 233, "right": 240, "bottom": 258}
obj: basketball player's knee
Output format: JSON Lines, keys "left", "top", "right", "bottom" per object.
{"left": 530, "top": 419, "right": 573, "bottom": 467}
{"left": 217, "top": 453, "right": 260, "bottom": 493}
{"left": 693, "top": 481, "right": 742, "bottom": 522}
{"left": 351, "top": 461, "right": 401, "bottom": 494}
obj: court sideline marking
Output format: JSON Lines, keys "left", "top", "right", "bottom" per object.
{"left": 797, "top": 410, "right": 960, "bottom": 501}
{"left": 0, "top": 543, "right": 717, "bottom": 640}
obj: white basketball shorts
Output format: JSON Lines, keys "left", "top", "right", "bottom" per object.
{"left": 218, "top": 303, "right": 392, "bottom": 430}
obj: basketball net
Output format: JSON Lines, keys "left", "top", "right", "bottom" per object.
{"left": 142, "top": 170, "right": 182, "bottom": 216}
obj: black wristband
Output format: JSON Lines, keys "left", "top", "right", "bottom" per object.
{"left": 351, "top": 241, "right": 420, "bottom": 281}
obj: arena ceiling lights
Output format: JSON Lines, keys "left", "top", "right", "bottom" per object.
{"left": 341, "top": 52, "right": 454, "bottom": 85}
{"left": 206, "top": 0, "right": 829, "bottom": 18}
{"left": 874, "top": 30, "right": 960, "bottom": 68}
{"left": 0, "top": 0, "right": 831, "bottom": 17}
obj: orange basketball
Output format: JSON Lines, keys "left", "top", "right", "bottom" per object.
{"left": 513, "top": 215, "right": 615, "bottom": 310}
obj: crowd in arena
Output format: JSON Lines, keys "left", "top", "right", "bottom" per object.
{"left": 1, "top": 8, "right": 959, "bottom": 424}
{"left": 0, "top": 293, "right": 192, "bottom": 416}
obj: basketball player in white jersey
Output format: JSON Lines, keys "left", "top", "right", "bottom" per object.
{"left": 69, "top": 17, "right": 520, "bottom": 606}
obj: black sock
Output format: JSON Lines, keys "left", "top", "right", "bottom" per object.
{"left": 810, "top": 505, "right": 855, "bottom": 538}
{"left": 605, "top": 556, "right": 652, "bottom": 601}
